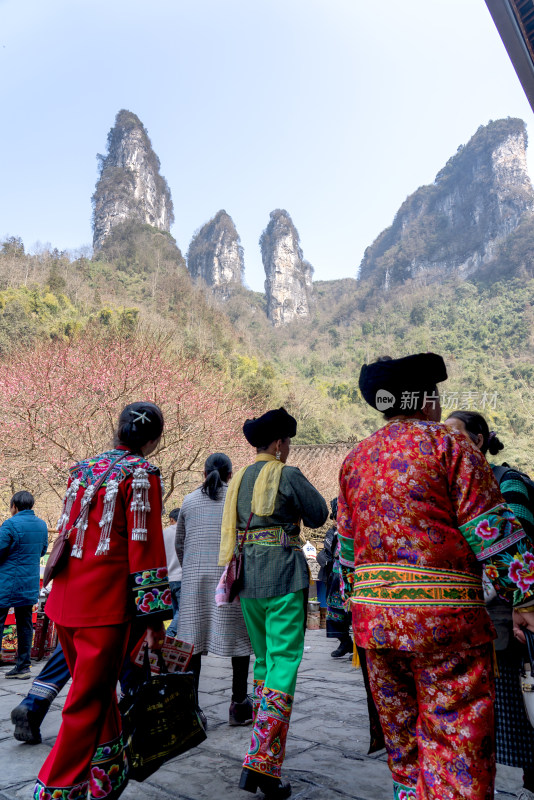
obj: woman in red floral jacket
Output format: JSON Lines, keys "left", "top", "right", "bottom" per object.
{"left": 35, "top": 402, "right": 172, "bottom": 800}
{"left": 339, "top": 354, "right": 534, "bottom": 800}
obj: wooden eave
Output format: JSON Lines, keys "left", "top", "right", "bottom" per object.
{"left": 485, "top": 0, "right": 534, "bottom": 113}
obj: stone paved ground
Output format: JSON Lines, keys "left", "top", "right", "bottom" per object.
{"left": 0, "top": 630, "right": 524, "bottom": 800}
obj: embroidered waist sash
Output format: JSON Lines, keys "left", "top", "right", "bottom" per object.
{"left": 351, "top": 563, "right": 484, "bottom": 608}
{"left": 237, "top": 527, "right": 301, "bottom": 549}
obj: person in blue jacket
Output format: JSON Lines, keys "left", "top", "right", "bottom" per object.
{"left": 0, "top": 491, "right": 48, "bottom": 678}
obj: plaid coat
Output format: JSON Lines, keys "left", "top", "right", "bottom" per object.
{"left": 176, "top": 485, "right": 252, "bottom": 657}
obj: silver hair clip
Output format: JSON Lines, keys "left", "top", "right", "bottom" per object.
{"left": 131, "top": 410, "right": 150, "bottom": 425}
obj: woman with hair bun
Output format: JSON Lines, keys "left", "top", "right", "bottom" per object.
{"left": 175, "top": 452, "right": 253, "bottom": 729}
{"left": 35, "top": 401, "right": 172, "bottom": 800}
{"left": 446, "top": 410, "right": 534, "bottom": 800}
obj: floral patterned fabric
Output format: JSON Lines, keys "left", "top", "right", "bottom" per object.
{"left": 34, "top": 735, "right": 128, "bottom": 800}
{"left": 243, "top": 687, "right": 293, "bottom": 779}
{"left": 459, "top": 505, "right": 534, "bottom": 603}
{"left": 129, "top": 567, "right": 172, "bottom": 620}
{"left": 337, "top": 419, "right": 534, "bottom": 652}
{"left": 70, "top": 449, "right": 159, "bottom": 488}
{"left": 252, "top": 678, "right": 265, "bottom": 720}
{"left": 393, "top": 783, "right": 416, "bottom": 800}
{"left": 89, "top": 735, "right": 128, "bottom": 800}
{"left": 34, "top": 779, "right": 89, "bottom": 800}
{"left": 367, "top": 644, "right": 495, "bottom": 800}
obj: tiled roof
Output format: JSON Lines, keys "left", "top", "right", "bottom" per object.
{"left": 289, "top": 442, "right": 356, "bottom": 543}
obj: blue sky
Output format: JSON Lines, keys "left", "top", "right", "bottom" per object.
{"left": 1, "top": 0, "right": 533, "bottom": 291}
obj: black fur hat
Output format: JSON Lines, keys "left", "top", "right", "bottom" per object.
{"left": 243, "top": 407, "right": 297, "bottom": 448}
{"left": 359, "top": 353, "right": 447, "bottom": 411}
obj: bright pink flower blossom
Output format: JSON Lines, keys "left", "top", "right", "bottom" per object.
{"left": 475, "top": 519, "right": 499, "bottom": 540}
{"left": 509, "top": 552, "right": 534, "bottom": 593}
{"left": 90, "top": 767, "right": 112, "bottom": 798}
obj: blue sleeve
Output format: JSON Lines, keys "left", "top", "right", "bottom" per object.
{"left": 41, "top": 525, "right": 49, "bottom": 557}
{"left": 0, "top": 519, "right": 14, "bottom": 565}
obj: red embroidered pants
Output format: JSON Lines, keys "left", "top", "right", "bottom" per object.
{"left": 35, "top": 623, "right": 130, "bottom": 800}
{"left": 366, "top": 644, "right": 495, "bottom": 800}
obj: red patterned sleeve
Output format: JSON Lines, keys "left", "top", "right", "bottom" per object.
{"left": 124, "top": 470, "right": 172, "bottom": 623}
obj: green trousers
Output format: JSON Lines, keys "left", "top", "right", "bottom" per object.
{"left": 240, "top": 589, "right": 306, "bottom": 696}
{"left": 240, "top": 590, "right": 306, "bottom": 778}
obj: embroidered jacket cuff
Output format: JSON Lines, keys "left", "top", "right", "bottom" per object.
{"left": 129, "top": 567, "right": 173, "bottom": 622}
{"left": 459, "top": 504, "right": 534, "bottom": 605}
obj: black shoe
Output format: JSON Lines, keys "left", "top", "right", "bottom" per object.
{"left": 331, "top": 640, "right": 352, "bottom": 658}
{"left": 239, "top": 767, "right": 291, "bottom": 798}
{"left": 5, "top": 667, "right": 31, "bottom": 679}
{"left": 229, "top": 696, "right": 253, "bottom": 726}
{"left": 11, "top": 703, "right": 43, "bottom": 744}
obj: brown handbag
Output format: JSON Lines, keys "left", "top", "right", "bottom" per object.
{"left": 43, "top": 452, "right": 130, "bottom": 587}
{"left": 225, "top": 512, "right": 253, "bottom": 603}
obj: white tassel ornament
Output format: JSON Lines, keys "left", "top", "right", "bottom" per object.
{"left": 71, "top": 484, "right": 96, "bottom": 559}
{"left": 130, "top": 468, "right": 150, "bottom": 541}
{"left": 95, "top": 479, "right": 120, "bottom": 555}
{"left": 57, "top": 479, "right": 80, "bottom": 534}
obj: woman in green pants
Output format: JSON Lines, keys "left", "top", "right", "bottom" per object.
{"left": 219, "top": 408, "right": 328, "bottom": 799}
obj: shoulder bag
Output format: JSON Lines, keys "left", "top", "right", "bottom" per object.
{"left": 223, "top": 512, "right": 253, "bottom": 604}
{"left": 120, "top": 645, "right": 206, "bottom": 781}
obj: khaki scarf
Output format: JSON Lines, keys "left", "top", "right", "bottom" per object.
{"left": 218, "top": 453, "right": 284, "bottom": 566}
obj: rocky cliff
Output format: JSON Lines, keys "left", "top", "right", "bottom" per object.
{"left": 187, "top": 210, "right": 244, "bottom": 293}
{"left": 358, "top": 118, "right": 534, "bottom": 288}
{"left": 260, "top": 210, "right": 314, "bottom": 326}
{"left": 92, "top": 110, "right": 174, "bottom": 251}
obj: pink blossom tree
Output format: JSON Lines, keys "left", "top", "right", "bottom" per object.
{"left": 0, "top": 331, "right": 256, "bottom": 522}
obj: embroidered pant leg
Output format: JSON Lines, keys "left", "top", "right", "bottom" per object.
{"left": 35, "top": 623, "right": 130, "bottom": 800}
{"left": 366, "top": 649, "right": 419, "bottom": 794}
{"left": 251, "top": 678, "right": 264, "bottom": 720}
{"left": 367, "top": 644, "right": 495, "bottom": 800}
{"left": 20, "top": 642, "right": 71, "bottom": 720}
{"left": 412, "top": 644, "right": 495, "bottom": 800}
{"left": 240, "top": 590, "right": 305, "bottom": 778}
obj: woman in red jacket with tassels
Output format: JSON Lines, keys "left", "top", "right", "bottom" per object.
{"left": 35, "top": 401, "right": 172, "bottom": 800}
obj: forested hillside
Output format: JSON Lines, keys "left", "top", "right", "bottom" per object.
{"left": 1, "top": 223, "right": 533, "bottom": 522}
{"left": 219, "top": 271, "right": 534, "bottom": 472}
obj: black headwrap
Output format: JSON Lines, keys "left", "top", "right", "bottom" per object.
{"left": 359, "top": 353, "right": 447, "bottom": 411}
{"left": 243, "top": 407, "right": 297, "bottom": 448}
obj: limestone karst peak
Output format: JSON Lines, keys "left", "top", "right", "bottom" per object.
{"left": 358, "top": 117, "right": 534, "bottom": 288}
{"left": 260, "top": 209, "right": 314, "bottom": 326}
{"left": 92, "top": 109, "right": 174, "bottom": 251}
{"left": 187, "top": 210, "right": 244, "bottom": 293}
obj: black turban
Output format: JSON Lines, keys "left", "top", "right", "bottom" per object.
{"left": 243, "top": 407, "right": 297, "bottom": 448}
{"left": 359, "top": 353, "right": 447, "bottom": 411}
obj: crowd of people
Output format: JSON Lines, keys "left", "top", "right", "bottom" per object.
{"left": 1, "top": 350, "right": 534, "bottom": 800}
